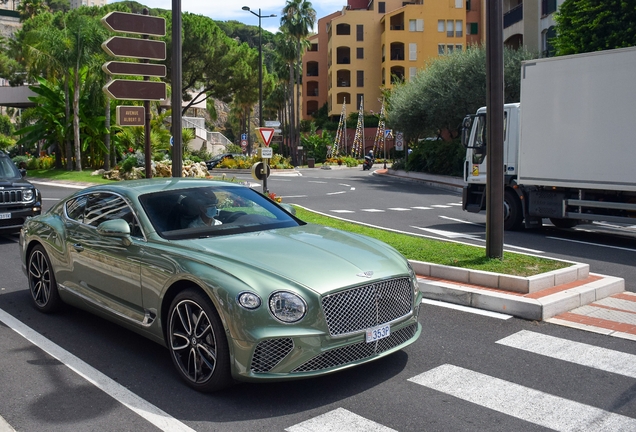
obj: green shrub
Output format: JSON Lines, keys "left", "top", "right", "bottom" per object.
{"left": 406, "top": 138, "right": 464, "bottom": 176}
{"left": 120, "top": 155, "right": 138, "bottom": 173}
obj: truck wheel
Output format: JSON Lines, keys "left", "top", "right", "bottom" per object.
{"left": 549, "top": 218, "right": 578, "bottom": 229}
{"left": 504, "top": 190, "right": 523, "bottom": 231}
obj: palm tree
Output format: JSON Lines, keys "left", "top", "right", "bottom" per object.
{"left": 280, "top": 0, "right": 316, "bottom": 165}
{"left": 16, "top": 0, "right": 50, "bottom": 22}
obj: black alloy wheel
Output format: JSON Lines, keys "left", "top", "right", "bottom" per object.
{"left": 28, "top": 245, "right": 62, "bottom": 313}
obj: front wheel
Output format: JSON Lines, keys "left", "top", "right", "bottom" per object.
{"left": 549, "top": 218, "right": 578, "bottom": 229}
{"left": 503, "top": 190, "right": 524, "bottom": 231}
{"left": 27, "top": 245, "right": 62, "bottom": 313}
{"left": 167, "top": 288, "right": 232, "bottom": 392}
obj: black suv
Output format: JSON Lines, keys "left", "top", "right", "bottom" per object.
{"left": 0, "top": 151, "right": 41, "bottom": 234}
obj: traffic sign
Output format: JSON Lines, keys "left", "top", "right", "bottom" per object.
{"left": 241, "top": 139, "right": 248, "bottom": 148}
{"left": 102, "top": 61, "right": 166, "bottom": 77}
{"left": 258, "top": 128, "right": 275, "bottom": 147}
{"left": 264, "top": 120, "right": 281, "bottom": 127}
{"left": 259, "top": 147, "right": 273, "bottom": 159}
{"left": 385, "top": 129, "right": 393, "bottom": 139}
{"left": 251, "top": 162, "right": 271, "bottom": 181}
{"left": 116, "top": 106, "right": 145, "bottom": 126}
{"left": 102, "top": 37, "right": 166, "bottom": 60}
{"left": 103, "top": 80, "right": 166, "bottom": 100}
{"left": 241, "top": 133, "right": 247, "bottom": 140}
{"left": 101, "top": 11, "right": 166, "bottom": 37}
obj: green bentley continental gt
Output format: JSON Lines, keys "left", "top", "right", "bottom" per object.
{"left": 19, "top": 178, "right": 422, "bottom": 392}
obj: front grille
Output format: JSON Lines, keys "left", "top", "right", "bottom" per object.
{"left": 292, "top": 323, "right": 417, "bottom": 373}
{"left": 250, "top": 338, "right": 294, "bottom": 373}
{"left": 322, "top": 277, "right": 413, "bottom": 336}
{"left": 0, "top": 190, "right": 23, "bottom": 204}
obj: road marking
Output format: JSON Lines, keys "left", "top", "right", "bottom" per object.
{"left": 286, "top": 408, "right": 397, "bottom": 432}
{"left": 0, "top": 308, "right": 195, "bottom": 432}
{"left": 330, "top": 210, "right": 355, "bottom": 213}
{"left": 42, "top": 198, "right": 60, "bottom": 201}
{"left": 421, "top": 299, "right": 512, "bottom": 320}
{"left": 326, "top": 191, "right": 347, "bottom": 195}
{"left": 430, "top": 204, "right": 452, "bottom": 208}
{"left": 412, "top": 227, "right": 545, "bottom": 254}
{"left": 497, "top": 330, "right": 636, "bottom": 378}
{"left": 360, "top": 209, "right": 385, "bottom": 212}
{"left": 281, "top": 195, "right": 308, "bottom": 198}
{"left": 387, "top": 207, "right": 411, "bottom": 211}
{"left": 438, "top": 215, "right": 481, "bottom": 225}
{"left": 546, "top": 236, "right": 636, "bottom": 253}
{"left": 447, "top": 203, "right": 463, "bottom": 206}
{"left": 308, "top": 181, "right": 327, "bottom": 184}
{"left": 411, "top": 206, "right": 432, "bottom": 210}
{"left": 409, "top": 364, "right": 636, "bottom": 431}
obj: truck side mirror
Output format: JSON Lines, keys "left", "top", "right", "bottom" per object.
{"left": 461, "top": 116, "right": 473, "bottom": 148}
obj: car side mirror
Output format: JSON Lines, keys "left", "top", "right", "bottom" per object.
{"left": 97, "top": 219, "right": 132, "bottom": 246}
{"left": 19, "top": 168, "right": 27, "bottom": 178}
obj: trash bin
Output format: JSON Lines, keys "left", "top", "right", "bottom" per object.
{"left": 307, "top": 158, "right": 315, "bottom": 168}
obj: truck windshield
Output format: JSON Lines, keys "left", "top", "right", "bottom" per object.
{"left": 472, "top": 116, "right": 487, "bottom": 165}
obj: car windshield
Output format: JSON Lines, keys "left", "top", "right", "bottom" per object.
{"left": 139, "top": 184, "right": 303, "bottom": 239}
{"left": 0, "top": 156, "right": 21, "bottom": 180}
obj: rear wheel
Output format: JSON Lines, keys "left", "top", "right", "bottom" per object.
{"left": 549, "top": 217, "right": 578, "bottom": 229}
{"left": 167, "top": 288, "right": 232, "bottom": 392}
{"left": 27, "top": 245, "right": 62, "bottom": 313}
{"left": 503, "top": 190, "right": 523, "bottom": 231}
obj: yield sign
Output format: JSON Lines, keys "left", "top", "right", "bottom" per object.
{"left": 258, "top": 128, "right": 275, "bottom": 147}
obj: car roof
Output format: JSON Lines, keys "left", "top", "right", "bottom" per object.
{"left": 76, "top": 178, "right": 245, "bottom": 200}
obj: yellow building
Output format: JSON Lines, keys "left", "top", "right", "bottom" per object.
{"left": 302, "top": 0, "right": 469, "bottom": 121}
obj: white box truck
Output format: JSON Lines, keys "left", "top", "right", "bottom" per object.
{"left": 461, "top": 47, "right": 636, "bottom": 230}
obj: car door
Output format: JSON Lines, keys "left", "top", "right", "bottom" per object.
{"left": 64, "top": 192, "right": 146, "bottom": 323}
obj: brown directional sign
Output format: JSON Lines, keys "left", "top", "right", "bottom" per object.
{"left": 102, "top": 61, "right": 166, "bottom": 77}
{"left": 102, "top": 37, "right": 166, "bottom": 61}
{"left": 102, "top": 11, "right": 166, "bottom": 37}
{"left": 116, "top": 106, "right": 145, "bottom": 126}
{"left": 103, "top": 80, "right": 166, "bottom": 101}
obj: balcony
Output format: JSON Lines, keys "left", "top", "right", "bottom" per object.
{"left": 504, "top": 4, "right": 523, "bottom": 29}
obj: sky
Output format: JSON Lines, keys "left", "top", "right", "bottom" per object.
{"left": 108, "top": 0, "right": 346, "bottom": 34}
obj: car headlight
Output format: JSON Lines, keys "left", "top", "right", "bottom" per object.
{"left": 269, "top": 291, "right": 306, "bottom": 323}
{"left": 408, "top": 263, "right": 420, "bottom": 294}
{"left": 237, "top": 291, "right": 262, "bottom": 310}
{"left": 23, "top": 189, "right": 34, "bottom": 201}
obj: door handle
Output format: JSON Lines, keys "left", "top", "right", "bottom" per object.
{"left": 73, "top": 243, "right": 84, "bottom": 252}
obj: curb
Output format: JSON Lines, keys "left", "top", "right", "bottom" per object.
{"left": 410, "top": 260, "right": 625, "bottom": 321}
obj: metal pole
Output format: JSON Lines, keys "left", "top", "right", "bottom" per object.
{"left": 258, "top": 9, "right": 263, "bottom": 128}
{"left": 143, "top": 9, "right": 152, "bottom": 178}
{"left": 171, "top": 0, "right": 183, "bottom": 177}
{"left": 485, "top": 0, "right": 504, "bottom": 258}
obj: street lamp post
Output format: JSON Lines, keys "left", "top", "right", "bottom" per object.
{"left": 242, "top": 6, "right": 276, "bottom": 129}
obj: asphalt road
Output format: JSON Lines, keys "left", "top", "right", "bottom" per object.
{"left": 0, "top": 171, "right": 634, "bottom": 431}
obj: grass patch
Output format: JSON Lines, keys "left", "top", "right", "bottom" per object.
{"left": 294, "top": 206, "right": 569, "bottom": 277}
{"left": 26, "top": 169, "right": 112, "bottom": 184}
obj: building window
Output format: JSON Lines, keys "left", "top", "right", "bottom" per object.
{"left": 409, "top": 19, "right": 423, "bottom": 32}
{"left": 456, "top": 44, "right": 463, "bottom": 51}
{"left": 309, "top": 43, "right": 318, "bottom": 52}
{"left": 455, "top": 20, "right": 463, "bottom": 37}
{"left": 438, "top": 44, "right": 445, "bottom": 55}
{"left": 357, "top": 24, "right": 363, "bottom": 41}
{"left": 379, "top": 2, "right": 385, "bottom": 13}
{"left": 455, "top": 0, "right": 463, "bottom": 8}
{"left": 468, "top": 22, "right": 478, "bottom": 35}
{"left": 409, "top": 67, "right": 417, "bottom": 81}
{"left": 467, "top": 0, "right": 471, "bottom": 11}
{"left": 409, "top": 43, "right": 417, "bottom": 61}
{"left": 336, "top": 24, "right": 350, "bottom": 35}
{"left": 356, "top": 47, "right": 364, "bottom": 59}
{"left": 447, "top": 45, "right": 454, "bottom": 54}
{"left": 447, "top": 20, "right": 454, "bottom": 37}
{"left": 542, "top": 0, "right": 557, "bottom": 16}
{"left": 438, "top": 20, "right": 445, "bottom": 32}
{"left": 357, "top": 71, "right": 364, "bottom": 87}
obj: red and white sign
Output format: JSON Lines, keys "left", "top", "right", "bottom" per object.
{"left": 258, "top": 128, "right": 275, "bottom": 147}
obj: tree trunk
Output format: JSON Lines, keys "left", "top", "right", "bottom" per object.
{"left": 103, "top": 94, "right": 110, "bottom": 171}
{"left": 64, "top": 74, "right": 72, "bottom": 170}
{"left": 295, "top": 41, "right": 302, "bottom": 164}
{"left": 73, "top": 62, "right": 82, "bottom": 171}
{"left": 288, "top": 64, "right": 295, "bottom": 165}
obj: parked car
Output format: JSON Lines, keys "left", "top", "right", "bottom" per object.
{"left": 205, "top": 153, "right": 241, "bottom": 170}
{"left": 0, "top": 151, "right": 41, "bottom": 235}
{"left": 20, "top": 178, "right": 422, "bottom": 392}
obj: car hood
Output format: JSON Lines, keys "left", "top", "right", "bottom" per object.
{"left": 175, "top": 224, "right": 409, "bottom": 295}
{"left": 0, "top": 177, "right": 32, "bottom": 187}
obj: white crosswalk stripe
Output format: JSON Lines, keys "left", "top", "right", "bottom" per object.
{"left": 285, "top": 408, "right": 397, "bottom": 432}
{"left": 409, "top": 364, "right": 636, "bottom": 431}
{"left": 496, "top": 330, "right": 636, "bottom": 378}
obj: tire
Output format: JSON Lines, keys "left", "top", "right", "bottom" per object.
{"left": 503, "top": 190, "right": 524, "bottom": 231}
{"left": 27, "top": 245, "right": 62, "bottom": 313}
{"left": 549, "top": 217, "right": 578, "bottom": 229}
{"left": 167, "top": 288, "right": 233, "bottom": 392}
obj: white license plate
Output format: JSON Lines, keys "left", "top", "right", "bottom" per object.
{"left": 366, "top": 324, "right": 390, "bottom": 343}
{"left": 0, "top": 213, "right": 10, "bottom": 220}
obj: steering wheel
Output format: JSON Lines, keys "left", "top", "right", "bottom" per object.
{"left": 222, "top": 211, "right": 247, "bottom": 223}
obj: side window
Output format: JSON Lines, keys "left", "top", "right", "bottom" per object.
{"left": 84, "top": 193, "right": 143, "bottom": 238}
{"left": 66, "top": 195, "right": 88, "bottom": 222}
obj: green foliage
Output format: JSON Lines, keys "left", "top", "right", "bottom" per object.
{"left": 553, "top": 0, "right": 636, "bottom": 55}
{"left": 0, "top": 134, "right": 16, "bottom": 151}
{"left": 387, "top": 46, "right": 537, "bottom": 139}
{"left": 0, "top": 114, "right": 14, "bottom": 136}
{"left": 120, "top": 155, "right": 138, "bottom": 173}
{"left": 300, "top": 123, "right": 333, "bottom": 163}
{"left": 403, "top": 138, "right": 465, "bottom": 176}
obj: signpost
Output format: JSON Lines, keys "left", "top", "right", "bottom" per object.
{"left": 258, "top": 127, "right": 275, "bottom": 147}
{"left": 256, "top": 127, "right": 276, "bottom": 193}
{"left": 116, "top": 106, "right": 145, "bottom": 126}
{"left": 101, "top": 9, "right": 167, "bottom": 179}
